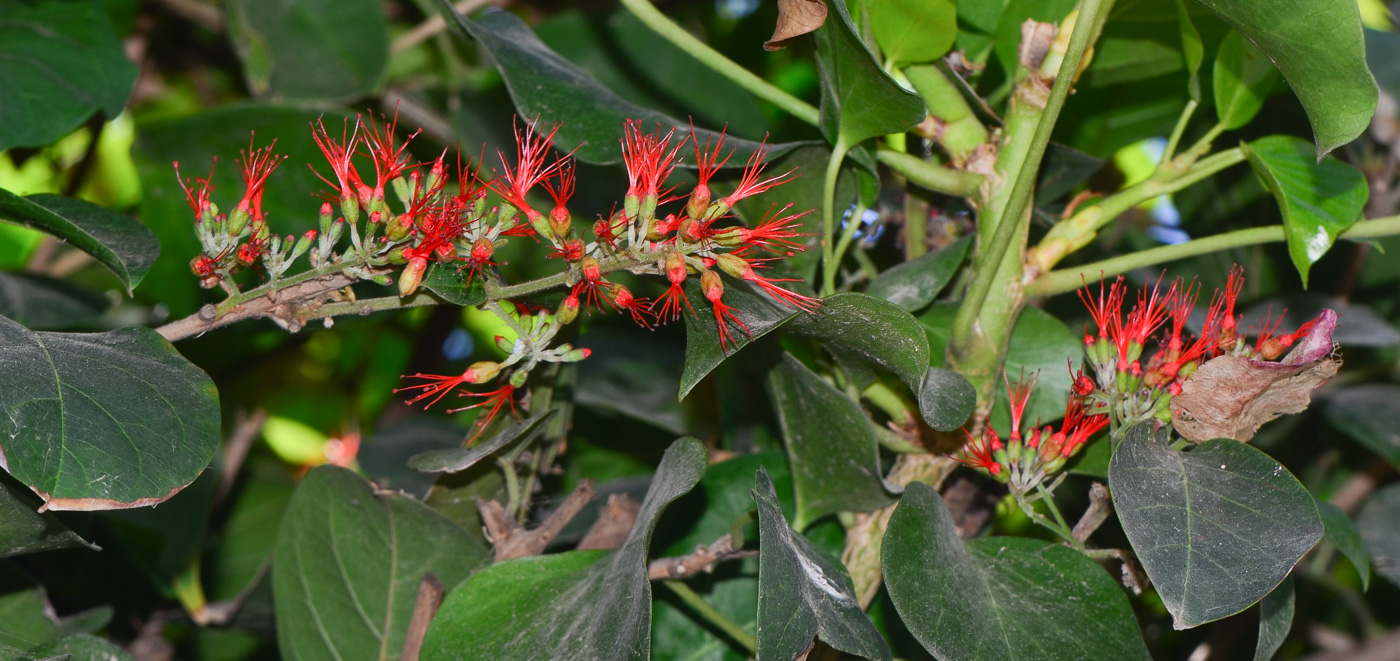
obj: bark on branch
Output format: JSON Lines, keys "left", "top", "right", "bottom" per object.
{"left": 647, "top": 533, "right": 755, "bottom": 580}
{"left": 479, "top": 480, "right": 594, "bottom": 561}
{"left": 157, "top": 271, "right": 373, "bottom": 341}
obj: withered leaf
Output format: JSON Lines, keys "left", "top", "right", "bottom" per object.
{"left": 765, "top": 0, "right": 828, "bottom": 51}
{"left": 1172, "top": 309, "right": 1340, "bottom": 442}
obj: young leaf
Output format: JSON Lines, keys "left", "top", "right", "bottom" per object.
{"left": 753, "top": 468, "right": 890, "bottom": 661}
{"left": 866, "top": 235, "right": 971, "bottom": 312}
{"left": 1324, "top": 383, "right": 1400, "bottom": 470}
{"left": 812, "top": 0, "right": 927, "bottom": 147}
{"left": 1356, "top": 484, "right": 1400, "bottom": 589}
{"left": 0, "top": 315, "right": 219, "bottom": 511}
{"left": 883, "top": 482, "right": 1151, "bottom": 661}
{"left": 0, "top": 189, "right": 159, "bottom": 293}
{"left": 1173, "top": 0, "right": 1205, "bottom": 101}
{"left": 1254, "top": 578, "right": 1294, "bottom": 661}
{"left": 1109, "top": 424, "right": 1322, "bottom": 629}
{"left": 421, "top": 437, "right": 708, "bottom": 660}
{"left": 1213, "top": 30, "right": 1279, "bottom": 130}
{"left": 768, "top": 353, "right": 894, "bottom": 529}
{"left": 439, "top": 4, "right": 794, "bottom": 166}
{"left": 1244, "top": 136, "right": 1367, "bottom": 286}
{"left": 0, "top": 574, "right": 61, "bottom": 649}
{"left": 1193, "top": 0, "right": 1378, "bottom": 156}
{"left": 0, "top": 0, "right": 137, "bottom": 151}
{"left": 1316, "top": 500, "right": 1370, "bottom": 591}
{"left": 869, "top": 0, "right": 957, "bottom": 67}
{"left": 272, "top": 465, "right": 489, "bottom": 660}
{"left": 224, "top": 0, "right": 388, "bottom": 101}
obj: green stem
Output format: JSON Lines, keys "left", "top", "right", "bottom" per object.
{"left": 1035, "top": 484, "right": 1083, "bottom": 551}
{"left": 496, "top": 456, "right": 522, "bottom": 521}
{"left": 875, "top": 148, "right": 984, "bottom": 197}
{"left": 1026, "top": 215, "right": 1400, "bottom": 297}
{"left": 902, "top": 64, "right": 989, "bottom": 160}
{"left": 616, "top": 0, "right": 819, "bottom": 127}
{"left": 821, "top": 134, "right": 849, "bottom": 296}
{"left": 661, "top": 580, "right": 757, "bottom": 655}
{"left": 1159, "top": 99, "right": 1198, "bottom": 165}
{"left": 830, "top": 202, "right": 868, "bottom": 292}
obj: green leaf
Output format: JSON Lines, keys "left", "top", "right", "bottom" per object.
{"left": 224, "top": 0, "right": 387, "bottom": 101}
{"left": 813, "top": 0, "right": 927, "bottom": 147}
{"left": 883, "top": 482, "right": 1151, "bottom": 661}
{"left": 440, "top": 5, "right": 792, "bottom": 166}
{"left": 0, "top": 0, "right": 137, "bottom": 151}
{"left": 866, "top": 235, "right": 971, "bottom": 311}
{"left": 421, "top": 264, "right": 487, "bottom": 307}
{"left": 921, "top": 303, "right": 1082, "bottom": 430}
{"left": 0, "top": 189, "right": 158, "bottom": 292}
{"left": 0, "top": 574, "right": 60, "bottom": 649}
{"left": 869, "top": 0, "right": 957, "bottom": 67}
{"left": 768, "top": 353, "right": 893, "bottom": 530}
{"left": 1244, "top": 135, "right": 1368, "bottom": 286}
{"left": 576, "top": 327, "right": 696, "bottom": 437}
{"left": 1213, "top": 30, "right": 1280, "bottom": 130}
{"left": 1316, "top": 499, "right": 1371, "bottom": 590}
{"left": 408, "top": 411, "right": 555, "bottom": 473}
{"left": 203, "top": 457, "right": 293, "bottom": 602}
{"left": 1108, "top": 424, "right": 1322, "bottom": 629}
{"left": 272, "top": 465, "right": 489, "bottom": 661}
{"left": 0, "top": 475, "right": 98, "bottom": 559}
{"left": 680, "top": 278, "right": 801, "bottom": 401}
{"left": 1254, "top": 578, "right": 1294, "bottom": 661}
{"left": 786, "top": 292, "right": 931, "bottom": 394}
{"left": 0, "top": 272, "right": 109, "bottom": 331}
{"left": 1193, "top": 0, "right": 1377, "bottom": 156}
{"left": 658, "top": 453, "right": 792, "bottom": 557}
{"left": 0, "top": 315, "right": 220, "bottom": 510}
{"left": 422, "top": 437, "right": 708, "bottom": 660}
{"left": 1174, "top": 0, "right": 1205, "bottom": 100}
{"left": 1324, "top": 383, "right": 1400, "bottom": 470}
{"left": 917, "top": 367, "right": 976, "bottom": 432}
{"left": 753, "top": 468, "right": 890, "bottom": 660}
{"left": 29, "top": 633, "right": 135, "bottom": 660}
{"left": 1357, "top": 484, "right": 1400, "bottom": 589}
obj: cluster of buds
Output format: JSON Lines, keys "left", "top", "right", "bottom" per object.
{"left": 957, "top": 266, "right": 1324, "bottom": 491}
{"left": 956, "top": 372, "right": 1109, "bottom": 493}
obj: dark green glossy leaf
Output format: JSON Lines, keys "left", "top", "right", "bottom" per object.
{"left": 921, "top": 303, "right": 1081, "bottom": 429}
{"left": 357, "top": 419, "right": 466, "bottom": 498}
{"left": 576, "top": 327, "right": 695, "bottom": 436}
{"left": 917, "top": 367, "right": 975, "bottom": 432}
{"left": 768, "top": 353, "right": 893, "bottom": 530}
{"left": 869, "top": 0, "right": 957, "bottom": 67}
{"left": 1254, "top": 578, "right": 1294, "bottom": 661}
{"left": 97, "top": 470, "right": 216, "bottom": 584}
{"left": 1356, "top": 483, "right": 1400, "bottom": 589}
{"left": 1109, "top": 425, "right": 1322, "bottom": 628}
{"left": 225, "top": 0, "right": 387, "bottom": 101}
{"left": 680, "top": 278, "right": 801, "bottom": 401}
{"left": 441, "top": 5, "right": 792, "bottom": 166}
{"left": 422, "top": 437, "right": 707, "bottom": 660}
{"left": 1213, "top": 30, "right": 1280, "bottom": 130}
{"left": 0, "top": 272, "right": 108, "bottom": 331}
{"left": 408, "top": 411, "right": 555, "bottom": 473}
{"left": 28, "top": 633, "right": 135, "bottom": 661}
{"left": 813, "top": 0, "right": 927, "bottom": 146}
{"left": 0, "top": 190, "right": 158, "bottom": 292}
{"left": 0, "top": 475, "right": 97, "bottom": 559}
{"left": 273, "top": 465, "right": 488, "bottom": 661}
{"left": 1316, "top": 499, "right": 1371, "bottom": 590}
{"left": 658, "top": 452, "right": 792, "bottom": 557}
{"left": 866, "top": 236, "right": 971, "bottom": 311}
{"left": 135, "top": 104, "right": 356, "bottom": 317}
{"left": 0, "top": 315, "right": 219, "bottom": 510}
{"left": 786, "top": 292, "right": 931, "bottom": 394}
{"left": 421, "top": 264, "right": 487, "bottom": 307}
{"left": 1245, "top": 135, "right": 1367, "bottom": 286}
{"left": 754, "top": 468, "right": 890, "bottom": 660}
{"left": 1194, "top": 0, "right": 1377, "bottom": 156}
{"left": 1174, "top": 0, "right": 1205, "bottom": 100}
{"left": 1324, "top": 383, "right": 1400, "bottom": 470}
{"left": 884, "top": 482, "right": 1151, "bottom": 661}
{"left": 0, "top": 0, "right": 136, "bottom": 151}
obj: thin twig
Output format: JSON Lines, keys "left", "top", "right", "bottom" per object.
{"left": 479, "top": 479, "right": 594, "bottom": 561}
{"left": 577, "top": 493, "right": 640, "bottom": 551}
{"left": 213, "top": 408, "right": 268, "bottom": 510}
{"left": 1072, "top": 482, "right": 1112, "bottom": 543}
{"left": 391, "top": 0, "right": 499, "bottom": 55}
{"left": 401, "top": 574, "right": 446, "bottom": 661}
{"left": 647, "top": 533, "right": 755, "bottom": 580}
{"left": 156, "top": 270, "right": 378, "bottom": 341}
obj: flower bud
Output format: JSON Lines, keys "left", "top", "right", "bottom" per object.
{"left": 715, "top": 253, "right": 749, "bottom": 279}
{"left": 558, "top": 293, "right": 580, "bottom": 325}
{"left": 291, "top": 230, "right": 316, "bottom": 262}
{"left": 508, "top": 369, "right": 529, "bottom": 388}
{"left": 399, "top": 256, "right": 427, "bottom": 297}
{"left": 495, "top": 335, "right": 516, "bottom": 354}
{"left": 228, "top": 206, "right": 252, "bottom": 235}
{"left": 387, "top": 247, "right": 407, "bottom": 264}
{"left": 190, "top": 255, "right": 216, "bottom": 277}
{"left": 561, "top": 347, "right": 592, "bottom": 362}
{"left": 386, "top": 217, "right": 412, "bottom": 242}
{"left": 340, "top": 195, "right": 359, "bottom": 227}
{"left": 529, "top": 210, "right": 556, "bottom": 243}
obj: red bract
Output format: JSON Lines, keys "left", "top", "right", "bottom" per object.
{"left": 720, "top": 138, "right": 796, "bottom": 209}
{"left": 490, "top": 118, "right": 563, "bottom": 218}
{"left": 363, "top": 108, "right": 421, "bottom": 197}
{"left": 174, "top": 160, "right": 217, "bottom": 218}
{"left": 310, "top": 117, "right": 364, "bottom": 201}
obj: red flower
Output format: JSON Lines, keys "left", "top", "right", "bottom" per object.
{"left": 955, "top": 430, "right": 1002, "bottom": 475}
{"left": 701, "top": 270, "right": 751, "bottom": 351}
{"left": 394, "top": 362, "right": 498, "bottom": 409}
{"left": 719, "top": 137, "right": 795, "bottom": 210}
{"left": 363, "top": 107, "right": 421, "bottom": 199}
{"left": 1055, "top": 399, "right": 1109, "bottom": 457}
{"left": 735, "top": 204, "right": 813, "bottom": 254}
{"left": 310, "top": 117, "right": 364, "bottom": 201}
{"left": 687, "top": 122, "right": 732, "bottom": 218}
{"left": 621, "top": 120, "right": 684, "bottom": 206}
{"left": 652, "top": 250, "right": 693, "bottom": 322}
{"left": 448, "top": 384, "right": 520, "bottom": 443}
{"left": 1209, "top": 264, "right": 1246, "bottom": 349}
{"left": 543, "top": 157, "right": 575, "bottom": 238}
{"left": 714, "top": 253, "right": 820, "bottom": 312}
{"left": 571, "top": 257, "right": 607, "bottom": 312}
{"left": 1004, "top": 371, "right": 1036, "bottom": 444}
{"left": 609, "top": 285, "right": 656, "bottom": 328}
{"left": 489, "top": 118, "right": 564, "bottom": 222}
{"left": 1077, "top": 275, "right": 1126, "bottom": 346}
{"left": 235, "top": 136, "right": 285, "bottom": 224}
{"left": 174, "top": 160, "right": 217, "bottom": 218}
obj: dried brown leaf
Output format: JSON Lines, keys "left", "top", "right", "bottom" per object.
{"left": 765, "top": 0, "right": 828, "bottom": 51}
{"left": 1172, "top": 309, "right": 1340, "bottom": 442}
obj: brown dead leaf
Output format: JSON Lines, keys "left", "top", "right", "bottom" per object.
{"left": 1172, "top": 309, "right": 1341, "bottom": 442}
{"left": 765, "top": 0, "right": 827, "bottom": 51}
